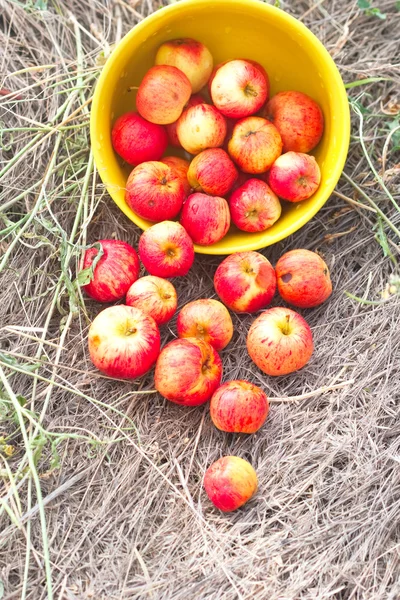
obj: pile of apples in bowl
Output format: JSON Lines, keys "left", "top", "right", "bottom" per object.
{"left": 111, "top": 38, "right": 324, "bottom": 248}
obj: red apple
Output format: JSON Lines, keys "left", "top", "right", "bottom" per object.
{"left": 138, "top": 221, "right": 194, "bottom": 278}
{"left": 210, "top": 59, "right": 268, "bottom": 119}
{"left": 247, "top": 307, "right": 313, "bottom": 376}
{"left": 125, "top": 161, "right": 185, "bottom": 222}
{"left": 187, "top": 148, "right": 237, "bottom": 196}
{"left": 267, "top": 152, "right": 321, "bottom": 202}
{"left": 88, "top": 305, "right": 160, "bottom": 378}
{"left": 177, "top": 298, "right": 233, "bottom": 351}
{"left": 214, "top": 251, "right": 276, "bottom": 313}
{"left": 155, "top": 337, "right": 222, "bottom": 406}
{"left": 136, "top": 65, "right": 191, "bottom": 125}
{"left": 263, "top": 91, "right": 324, "bottom": 153}
{"left": 126, "top": 275, "right": 178, "bottom": 325}
{"left": 165, "top": 94, "right": 205, "bottom": 148}
{"left": 229, "top": 179, "right": 282, "bottom": 232}
{"left": 82, "top": 239, "right": 140, "bottom": 303}
{"left": 210, "top": 380, "right": 269, "bottom": 433}
{"left": 160, "top": 156, "right": 191, "bottom": 196}
{"left": 155, "top": 38, "right": 213, "bottom": 93}
{"left": 180, "top": 193, "right": 230, "bottom": 246}
{"left": 208, "top": 59, "right": 269, "bottom": 99}
{"left": 204, "top": 456, "right": 258, "bottom": 512}
{"left": 228, "top": 117, "right": 282, "bottom": 174}
{"left": 275, "top": 249, "right": 332, "bottom": 308}
{"left": 176, "top": 104, "right": 227, "bottom": 155}
{"left": 111, "top": 112, "right": 168, "bottom": 166}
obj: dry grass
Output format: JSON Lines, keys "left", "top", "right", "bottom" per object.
{"left": 1, "top": 0, "right": 400, "bottom": 598}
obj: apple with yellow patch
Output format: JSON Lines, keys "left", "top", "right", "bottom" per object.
{"left": 228, "top": 116, "right": 282, "bottom": 174}
{"left": 176, "top": 103, "right": 227, "bottom": 155}
{"left": 126, "top": 276, "right": 177, "bottom": 325}
{"left": 155, "top": 38, "right": 213, "bottom": 93}
{"left": 204, "top": 456, "right": 258, "bottom": 512}
{"left": 210, "top": 380, "right": 269, "bottom": 434}
{"left": 138, "top": 221, "right": 194, "bottom": 278}
{"left": 177, "top": 298, "right": 233, "bottom": 351}
{"left": 187, "top": 148, "right": 237, "bottom": 196}
{"left": 136, "top": 65, "right": 191, "bottom": 125}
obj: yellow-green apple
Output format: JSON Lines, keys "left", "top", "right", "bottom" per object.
{"left": 165, "top": 94, "right": 205, "bottom": 148}
{"left": 136, "top": 65, "right": 191, "bottom": 125}
{"left": 125, "top": 161, "right": 185, "bottom": 222}
{"left": 247, "top": 306, "right": 313, "bottom": 376}
{"left": 176, "top": 104, "right": 227, "bottom": 155}
{"left": 229, "top": 179, "right": 281, "bottom": 232}
{"left": 204, "top": 456, "right": 258, "bottom": 512}
{"left": 208, "top": 59, "right": 269, "bottom": 98}
{"left": 88, "top": 305, "right": 160, "bottom": 378}
{"left": 214, "top": 251, "right": 276, "bottom": 313}
{"left": 180, "top": 193, "right": 230, "bottom": 246}
{"left": 160, "top": 156, "right": 191, "bottom": 196}
{"left": 263, "top": 91, "right": 324, "bottom": 152}
{"left": 267, "top": 151, "right": 321, "bottom": 202}
{"left": 187, "top": 148, "right": 237, "bottom": 196}
{"left": 155, "top": 38, "right": 213, "bottom": 93}
{"left": 111, "top": 112, "right": 168, "bottom": 166}
{"left": 177, "top": 298, "right": 233, "bottom": 351}
{"left": 126, "top": 275, "right": 177, "bottom": 325}
{"left": 155, "top": 337, "right": 222, "bottom": 406}
{"left": 82, "top": 239, "right": 140, "bottom": 303}
{"left": 276, "top": 249, "right": 332, "bottom": 308}
{"left": 228, "top": 117, "right": 282, "bottom": 173}
{"left": 210, "top": 59, "right": 268, "bottom": 119}
{"left": 210, "top": 380, "right": 269, "bottom": 433}
{"left": 138, "top": 221, "right": 194, "bottom": 278}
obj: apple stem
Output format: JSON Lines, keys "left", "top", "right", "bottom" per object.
{"left": 281, "top": 314, "right": 291, "bottom": 335}
{"left": 126, "top": 327, "right": 137, "bottom": 336}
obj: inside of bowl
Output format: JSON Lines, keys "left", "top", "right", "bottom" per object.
{"left": 92, "top": 0, "right": 348, "bottom": 254}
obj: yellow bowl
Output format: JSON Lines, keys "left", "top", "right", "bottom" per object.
{"left": 90, "top": 0, "right": 350, "bottom": 255}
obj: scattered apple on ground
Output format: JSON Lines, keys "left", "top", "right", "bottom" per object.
{"left": 263, "top": 90, "right": 324, "bottom": 153}
{"left": 111, "top": 112, "right": 168, "bottom": 166}
{"left": 126, "top": 275, "right": 178, "bottom": 325}
{"left": 155, "top": 38, "right": 213, "bottom": 93}
{"left": 139, "top": 221, "right": 194, "bottom": 277}
{"left": 229, "top": 178, "right": 281, "bottom": 232}
{"left": 210, "top": 380, "right": 269, "bottom": 433}
{"left": 267, "top": 152, "right": 321, "bottom": 202}
{"left": 155, "top": 337, "right": 222, "bottom": 406}
{"left": 187, "top": 148, "right": 237, "bottom": 196}
{"left": 177, "top": 298, "right": 233, "bottom": 351}
{"left": 83, "top": 240, "right": 140, "bottom": 303}
{"left": 136, "top": 65, "right": 192, "bottom": 125}
{"left": 88, "top": 305, "right": 160, "bottom": 378}
{"left": 214, "top": 251, "right": 276, "bottom": 313}
{"left": 176, "top": 103, "right": 227, "bottom": 154}
{"left": 204, "top": 456, "right": 258, "bottom": 512}
{"left": 228, "top": 116, "right": 282, "bottom": 174}
{"left": 247, "top": 306, "right": 314, "bottom": 376}
{"left": 180, "top": 193, "right": 231, "bottom": 246}
{"left": 275, "top": 249, "right": 332, "bottom": 308}
{"left": 125, "top": 161, "right": 185, "bottom": 221}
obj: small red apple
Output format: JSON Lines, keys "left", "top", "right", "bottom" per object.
{"left": 126, "top": 275, "right": 177, "bottom": 325}
{"left": 228, "top": 117, "right": 282, "bottom": 174}
{"left": 275, "top": 249, "right": 332, "bottom": 308}
{"left": 229, "top": 179, "right": 282, "bottom": 232}
{"left": 247, "top": 307, "right": 313, "bottom": 376}
{"left": 180, "top": 193, "right": 230, "bottom": 246}
{"left": 214, "top": 251, "right": 276, "bottom": 313}
{"left": 138, "top": 221, "right": 194, "bottom": 278}
{"left": 125, "top": 161, "right": 185, "bottom": 222}
{"left": 176, "top": 103, "right": 227, "bottom": 155}
{"left": 187, "top": 148, "right": 237, "bottom": 196}
{"left": 136, "top": 65, "right": 191, "bottom": 125}
{"left": 267, "top": 152, "right": 321, "bottom": 202}
{"left": 177, "top": 298, "right": 233, "bottom": 351}
{"left": 111, "top": 112, "right": 168, "bottom": 166}
{"left": 165, "top": 94, "right": 205, "bottom": 148}
{"left": 155, "top": 337, "right": 222, "bottom": 406}
{"left": 82, "top": 239, "right": 140, "bottom": 303}
{"left": 155, "top": 38, "right": 213, "bottom": 93}
{"left": 204, "top": 456, "right": 258, "bottom": 512}
{"left": 160, "top": 156, "right": 191, "bottom": 196}
{"left": 88, "top": 305, "right": 160, "bottom": 378}
{"left": 210, "top": 380, "right": 269, "bottom": 433}
{"left": 263, "top": 91, "right": 324, "bottom": 153}
{"left": 210, "top": 59, "right": 268, "bottom": 119}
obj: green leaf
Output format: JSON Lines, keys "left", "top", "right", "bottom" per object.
{"left": 34, "top": 0, "right": 48, "bottom": 9}
{"left": 357, "top": 0, "right": 370, "bottom": 8}
{"left": 75, "top": 242, "right": 104, "bottom": 288}
{"left": 374, "top": 217, "right": 395, "bottom": 264}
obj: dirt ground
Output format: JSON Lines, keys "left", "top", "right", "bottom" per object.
{"left": 0, "top": 0, "right": 400, "bottom": 599}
